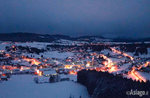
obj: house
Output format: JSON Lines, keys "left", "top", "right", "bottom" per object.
{"left": 0, "top": 74, "right": 8, "bottom": 81}
{"left": 49, "top": 74, "right": 60, "bottom": 83}
{"left": 34, "top": 70, "right": 60, "bottom": 83}
{"left": 43, "top": 70, "right": 57, "bottom": 77}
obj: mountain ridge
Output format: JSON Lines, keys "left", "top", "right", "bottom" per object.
{"left": 0, "top": 32, "right": 149, "bottom": 42}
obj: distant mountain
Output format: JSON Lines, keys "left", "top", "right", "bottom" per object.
{"left": 76, "top": 35, "right": 112, "bottom": 42}
{"left": 0, "top": 33, "right": 72, "bottom": 42}
{"left": 0, "top": 33, "right": 108, "bottom": 42}
{"left": 0, "top": 33, "right": 52, "bottom": 42}
{"left": 0, "top": 32, "right": 149, "bottom": 42}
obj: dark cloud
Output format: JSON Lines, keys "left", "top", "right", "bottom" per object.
{"left": 0, "top": 0, "right": 150, "bottom": 38}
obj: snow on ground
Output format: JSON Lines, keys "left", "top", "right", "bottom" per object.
{"left": 0, "top": 42, "right": 10, "bottom": 50}
{"left": 55, "top": 39, "right": 74, "bottom": 45}
{"left": 0, "top": 75, "right": 90, "bottom": 98}
{"left": 60, "top": 74, "right": 77, "bottom": 81}
{"left": 124, "top": 71, "right": 150, "bottom": 82}
{"left": 135, "top": 48, "right": 150, "bottom": 58}
{"left": 42, "top": 51, "right": 74, "bottom": 59}
{"left": 119, "top": 63, "right": 130, "bottom": 71}
{"left": 137, "top": 72, "right": 150, "bottom": 81}
{"left": 55, "top": 39, "right": 88, "bottom": 45}
{"left": 110, "top": 57, "right": 126, "bottom": 63}
{"left": 23, "top": 51, "right": 74, "bottom": 59}
{"left": 15, "top": 42, "right": 51, "bottom": 49}
{"left": 100, "top": 49, "right": 111, "bottom": 55}
{"left": 115, "top": 63, "right": 130, "bottom": 74}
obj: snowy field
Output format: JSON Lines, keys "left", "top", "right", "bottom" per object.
{"left": 0, "top": 75, "right": 90, "bottom": 98}
{"left": 0, "top": 42, "right": 10, "bottom": 50}
{"left": 15, "top": 42, "right": 51, "bottom": 49}
{"left": 22, "top": 51, "right": 74, "bottom": 59}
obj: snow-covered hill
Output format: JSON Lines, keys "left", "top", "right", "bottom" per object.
{"left": 0, "top": 75, "right": 90, "bottom": 98}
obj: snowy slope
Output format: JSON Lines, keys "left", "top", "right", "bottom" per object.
{"left": 0, "top": 42, "right": 10, "bottom": 50}
{"left": 22, "top": 51, "right": 74, "bottom": 59}
{"left": 15, "top": 42, "right": 51, "bottom": 49}
{"left": 0, "top": 75, "right": 90, "bottom": 98}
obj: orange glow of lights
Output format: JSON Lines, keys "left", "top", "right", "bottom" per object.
{"left": 134, "top": 71, "right": 146, "bottom": 83}
{"left": 100, "top": 54, "right": 120, "bottom": 73}
{"left": 35, "top": 69, "right": 43, "bottom": 76}
{"left": 111, "top": 48, "right": 122, "bottom": 54}
{"left": 1, "top": 66, "right": 17, "bottom": 70}
{"left": 100, "top": 54, "right": 114, "bottom": 68}
{"left": 12, "top": 45, "right": 16, "bottom": 48}
{"left": 23, "top": 58, "right": 41, "bottom": 65}
{"left": 111, "top": 48, "right": 134, "bottom": 60}
{"left": 2, "top": 66, "right": 6, "bottom": 70}
{"left": 137, "top": 61, "right": 150, "bottom": 70}
{"left": 96, "top": 67, "right": 105, "bottom": 72}
{"left": 108, "top": 65, "right": 118, "bottom": 73}
{"left": 128, "top": 67, "right": 146, "bottom": 82}
{"left": 86, "top": 61, "right": 91, "bottom": 67}
{"left": 2, "top": 74, "right": 6, "bottom": 77}
{"left": 122, "top": 53, "right": 134, "bottom": 60}
{"left": 144, "top": 62, "right": 150, "bottom": 67}
{"left": 65, "top": 65, "right": 72, "bottom": 69}
{"left": 69, "top": 70, "right": 77, "bottom": 75}
{"left": 5, "top": 54, "right": 11, "bottom": 57}
{"left": 20, "top": 66, "right": 24, "bottom": 71}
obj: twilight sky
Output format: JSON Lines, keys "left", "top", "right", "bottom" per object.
{"left": 0, "top": 0, "right": 150, "bottom": 38}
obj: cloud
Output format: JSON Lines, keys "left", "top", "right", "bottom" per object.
{"left": 0, "top": 0, "right": 150, "bottom": 38}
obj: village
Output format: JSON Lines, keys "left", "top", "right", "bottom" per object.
{"left": 0, "top": 41, "right": 150, "bottom": 84}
